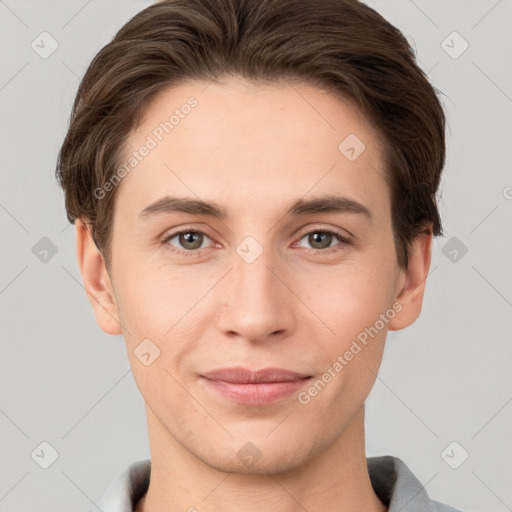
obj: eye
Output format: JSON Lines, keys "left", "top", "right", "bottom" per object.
{"left": 295, "top": 229, "right": 350, "bottom": 251}
{"left": 162, "top": 229, "right": 213, "bottom": 253}
{"left": 161, "top": 227, "right": 350, "bottom": 256}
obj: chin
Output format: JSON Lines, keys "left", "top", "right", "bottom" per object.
{"left": 193, "top": 435, "right": 314, "bottom": 476}
{"left": 204, "top": 450, "right": 308, "bottom": 476}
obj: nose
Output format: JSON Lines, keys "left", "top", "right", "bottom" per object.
{"left": 215, "top": 245, "right": 297, "bottom": 343}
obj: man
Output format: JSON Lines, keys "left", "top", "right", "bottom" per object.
{"left": 56, "top": 0, "right": 464, "bottom": 510}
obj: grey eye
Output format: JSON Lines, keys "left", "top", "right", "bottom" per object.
{"left": 299, "top": 231, "right": 338, "bottom": 250}
{"left": 167, "top": 231, "right": 209, "bottom": 250}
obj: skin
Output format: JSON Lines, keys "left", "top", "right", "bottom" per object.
{"left": 75, "top": 77, "right": 432, "bottom": 512}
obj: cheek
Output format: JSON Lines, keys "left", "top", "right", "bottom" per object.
{"left": 292, "top": 258, "right": 398, "bottom": 403}
{"left": 299, "top": 259, "right": 397, "bottom": 338}
{"left": 112, "top": 257, "right": 214, "bottom": 338}
{"left": 302, "top": 267, "right": 393, "bottom": 410}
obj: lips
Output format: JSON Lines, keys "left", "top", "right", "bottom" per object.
{"left": 200, "top": 367, "right": 311, "bottom": 383}
{"left": 200, "top": 367, "right": 312, "bottom": 405}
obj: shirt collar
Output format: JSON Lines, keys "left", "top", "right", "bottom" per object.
{"left": 90, "top": 455, "right": 448, "bottom": 512}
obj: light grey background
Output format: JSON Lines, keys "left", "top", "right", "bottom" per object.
{"left": 1, "top": 1, "right": 511, "bottom": 511}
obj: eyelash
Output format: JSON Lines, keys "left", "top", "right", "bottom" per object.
{"left": 160, "top": 227, "right": 351, "bottom": 257}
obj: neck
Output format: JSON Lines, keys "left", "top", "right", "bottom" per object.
{"left": 136, "top": 405, "right": 387, "bottom": 512}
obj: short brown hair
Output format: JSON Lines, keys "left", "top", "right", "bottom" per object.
{"left": 56, "top": 0, "right": 446, "bottom": 270}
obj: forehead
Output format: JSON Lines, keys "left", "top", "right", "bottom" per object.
{"left": 115, "top": 77, "right": 388, "bottom": 219}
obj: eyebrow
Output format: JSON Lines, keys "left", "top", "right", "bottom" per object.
{"left": 138, "top": 195, "right": 371, "bottom": 220}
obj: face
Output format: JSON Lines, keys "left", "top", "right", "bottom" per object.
{"left": 79, "top": 77, "right": 430, "bottom": 474}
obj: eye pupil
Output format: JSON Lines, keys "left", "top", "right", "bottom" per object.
{"left": 179, "top": 232, "right": 203, "bottom": 250}
{"left": 309, "top": 232, "right": 332, "bottom": 249}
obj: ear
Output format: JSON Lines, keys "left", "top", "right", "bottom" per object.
{"left": 388, "top": 231, "right": 432, "bottom": 331}
{"left": 75, "top": 218, "right": 122, "bottom": 335}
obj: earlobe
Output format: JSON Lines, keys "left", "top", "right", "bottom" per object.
{"left": 388, "top": 231, "right": 432, "bottom": 331}
{"left": 75, "top": 218, "right": 123, "bottom": 335}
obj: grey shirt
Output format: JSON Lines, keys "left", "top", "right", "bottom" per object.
{"left": 88, "top": 455, "right": 465, "bottom": 512}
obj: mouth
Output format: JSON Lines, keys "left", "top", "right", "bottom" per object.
{"left": 200, "top": 367, "right": 313, "bottom": 405}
